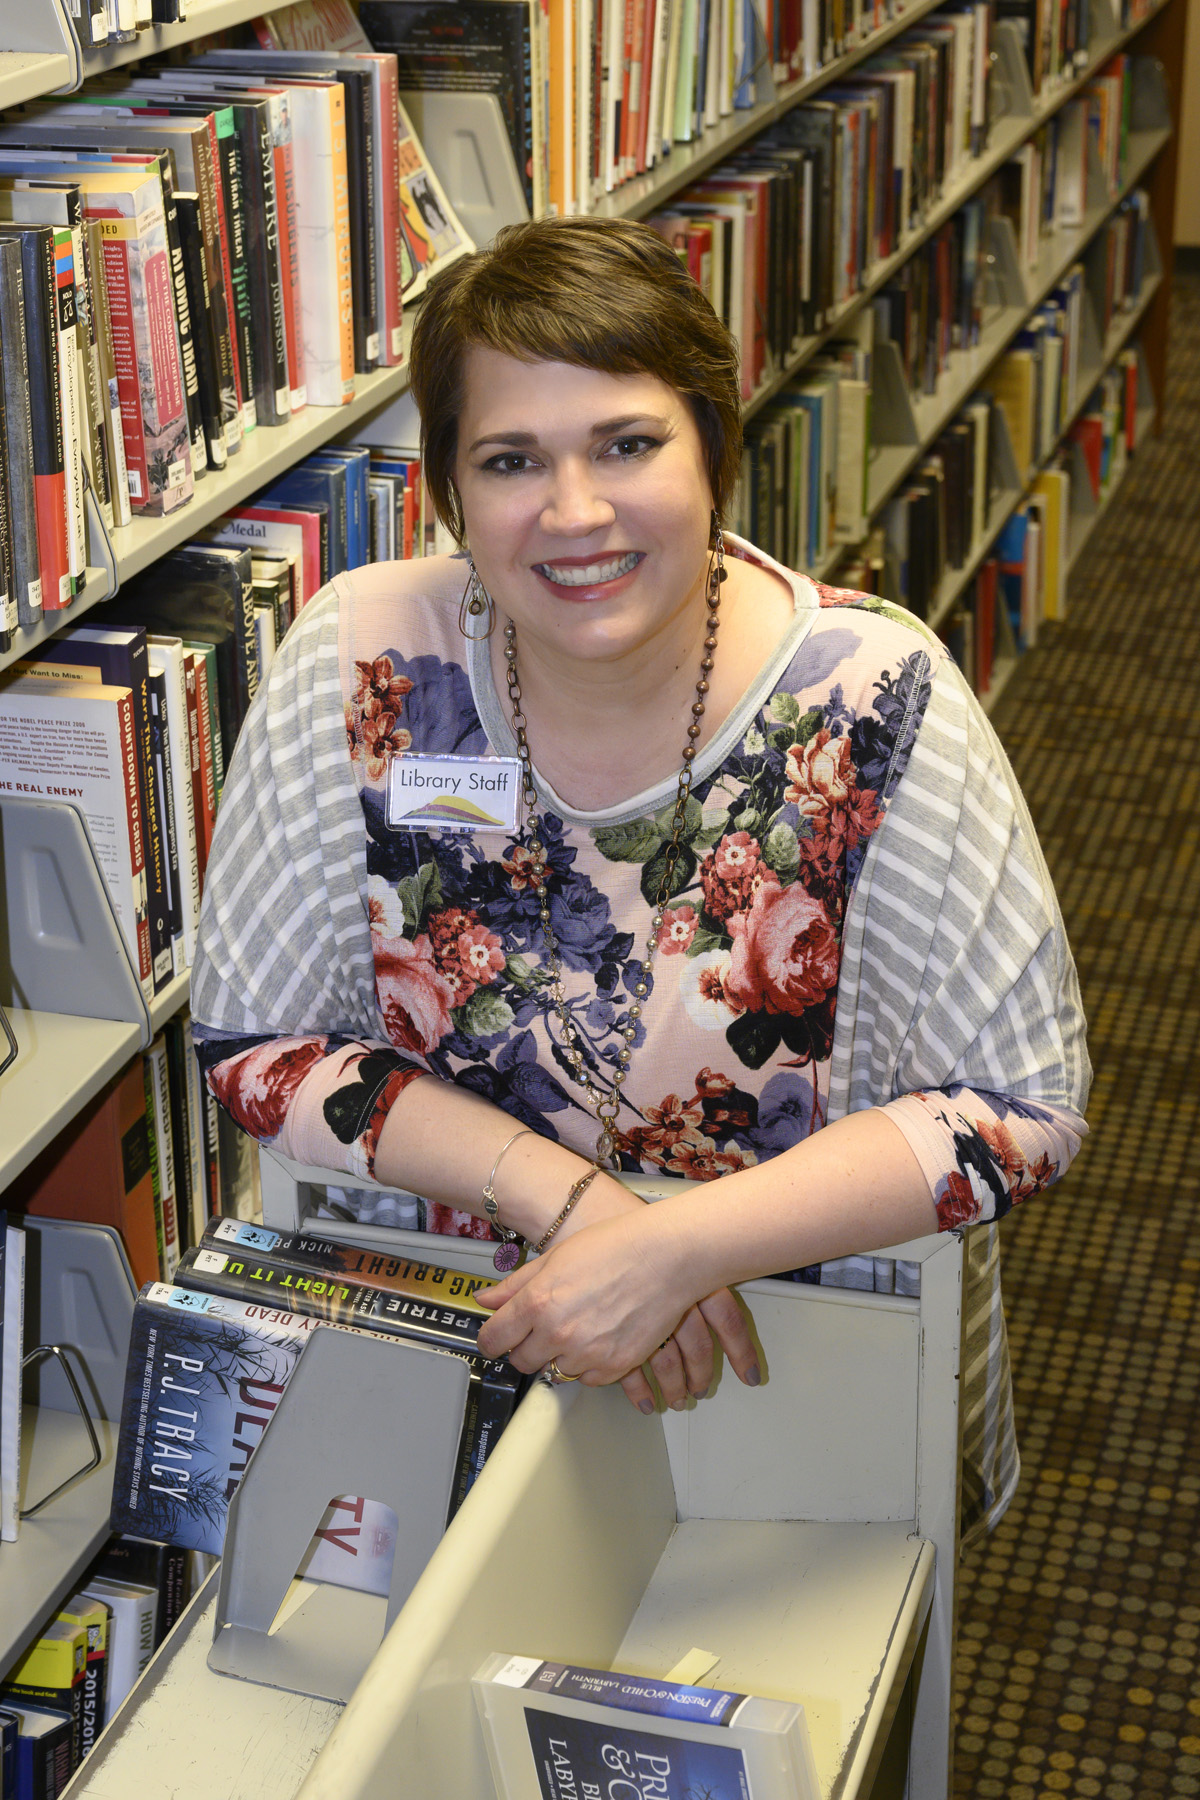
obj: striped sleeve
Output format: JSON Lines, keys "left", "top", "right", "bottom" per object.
{"left": 823, "top": 649, "right": 1089, "bottom": 1542}
{"left": 189, "top": 582, "right": 429, "bottom": 1178}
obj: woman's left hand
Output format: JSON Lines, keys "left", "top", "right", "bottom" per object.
{"left": 473, "top": 1207, "right": 759, "bottom": 1410}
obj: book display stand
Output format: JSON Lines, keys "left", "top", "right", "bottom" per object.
{"left": 0, "top": 1218, "right": 136, "bottom": 1672}
{"left": 209, "top": 1325, "right": 470, "bottom": 1703}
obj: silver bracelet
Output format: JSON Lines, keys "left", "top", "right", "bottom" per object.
{"left": 481, "top": 1128, "right": 536, "bottom": 1240}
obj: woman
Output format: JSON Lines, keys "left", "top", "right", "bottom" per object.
{"left": 191, "top": 217, "right": 1089, "bottom": 1538}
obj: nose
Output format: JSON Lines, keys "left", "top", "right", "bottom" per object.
{"left": 540, "top": 458, "right": 615, "bottom": 538}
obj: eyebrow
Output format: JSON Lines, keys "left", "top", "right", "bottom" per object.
{"left": 465, "top": 414, "right": 672, "bottom": 455}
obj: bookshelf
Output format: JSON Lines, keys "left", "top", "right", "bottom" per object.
{"left": 0, "top": 0, "right": 1185, "bottom": 1783}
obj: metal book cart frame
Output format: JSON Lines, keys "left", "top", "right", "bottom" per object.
{"left": 247, "top": 1149, "right": 967, "bottom": 1800}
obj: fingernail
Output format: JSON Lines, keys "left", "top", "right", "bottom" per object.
{"left": 670, "top": 1398, "right": 686, "bottom": 1411}
{"left": 638, "top": 1399, "right": 655, "bottom": 1415}
{"left": 745, "top": 1363, "right": 761, "bottom": 1387}
{"left": 692, "top": 1385, "right": 709, "bottom": 1401}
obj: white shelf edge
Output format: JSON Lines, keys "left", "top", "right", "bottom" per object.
{"left": 79, "top": 0, "right": 318, "bottom": 77}
{"left": 148, "top": 969, "right": 192, "bottom": 1036}
{"left": 0, "top": 1008, "right": 143, "bottom": 1190}
{"left": 0, "top": 49, "right": 73, "bottom": 109}
{"left": 0, "top": 570, "right": 111, "bottom": 677}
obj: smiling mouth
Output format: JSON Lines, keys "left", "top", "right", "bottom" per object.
{"left": 533, "top": 552, "right": 642, "bottom": 587}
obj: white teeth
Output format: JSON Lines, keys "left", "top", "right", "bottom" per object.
{"left": 536, "top": 553, "right": 640, "bottom": 587}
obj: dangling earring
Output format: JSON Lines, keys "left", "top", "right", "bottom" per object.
{"left": 458, "top": 559, "right": 496, "bottom": 641}
{"left": 708, "top": 513, "right": 727, "bottom": 607}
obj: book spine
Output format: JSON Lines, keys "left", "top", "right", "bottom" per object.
{"left": 192, "top": 125, "right": 243, "bottom": 455}
{"left": 136, "top": 663, "right": 174, "bottom": 995}
{"left": 344, "top": 82, "right": 376, "bottom": 373}
{"left": 200, "top": 1219, "right": 496, "bottom": 1311}
{"left": 191, "top": 642, "right": 222, "bottom": 817}
{"left": 0, "top": 349, "right": 12, "bottom": 652}
{"left": 117, "top": 201, "right": 194, "bottom": 514}
{"left": 182, "top": 654, "right": 208, "bottom": 880}
{"left": 20, "top": 228, "right": 71, "bottom": 609}
{"left": 160, "top": 164, "right": 207, "bottom": 480}
{"left": 376, "top": 57, "right": 405, "bottom": 366}
{"left": 270, "top": 102, "right": 307, "bottom": 410}
{"left": 96, "top": 216, "right": 151, "bottom": 515}
{"left": 177, "top": 1246, "right": 490, "bottom": 1355}
{"left": 147, "top": 1034, "right": 181, "bottom": 1275}
{"left": 181, "top": 1016, "right": 212, "bottom": 1242}
{"left": 116, "top": 685, "right": 155, "bottom": 1001}
{"left": 242, "top": 106, "right": 291, "bottom": 427}
{"left": 72, "top": 220, "right": 115, "bottom": 537}
{"left": 327, "top": 85, "right": 355, "bottom": 402}
{"left": 149, "top": 668, "right": 184, "bottom": 974}
{"left": 87, "top": 218, "right": 132, "bottom": 529}
{"left": 215, "top": 118, "right": 258, "bottom": 433}
{"left": 51, "top": 231, "right": 86, "bottom": 594}
{"left": 0, "top": 243, "right": 43, "bottom": 626}
{"left": 175, "top": 195, "right": 227, "bottom": 473}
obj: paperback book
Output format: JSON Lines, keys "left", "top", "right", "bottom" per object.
{"left": 474, "top": 1653, "right": 820, "bottom": 1800}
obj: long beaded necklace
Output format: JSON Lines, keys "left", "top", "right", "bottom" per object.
{"left": 502, "top": 526, "right": 725, "bottom": 1169}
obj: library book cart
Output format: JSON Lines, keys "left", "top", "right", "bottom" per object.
{"left": 59, "top": 1150, "right": 966, "bottom": 1800}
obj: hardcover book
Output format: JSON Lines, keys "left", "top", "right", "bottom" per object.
{"left": 7, "top": 1060, "right": 162, "bottom": 1288}
{"left": 0, "top": 673, "right": 154, "bottom": 1003}
{"left": 110, "top": 1281, "right": 408, "bottom": 1593}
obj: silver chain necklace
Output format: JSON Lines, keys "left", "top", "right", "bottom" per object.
{"left": 502, "top": 528, "right": 725, "bottom": 1167}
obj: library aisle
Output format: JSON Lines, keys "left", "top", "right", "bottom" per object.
{"left": 950, "top": 271, "right": 1200, "bottom": 1799}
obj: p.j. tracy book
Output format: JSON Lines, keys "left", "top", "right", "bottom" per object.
{"left": 110, "top": 1282, "right": 401, "bottom": 1593}
{"left": 474, "top": 1654, "right": 821, "bottom": 1800}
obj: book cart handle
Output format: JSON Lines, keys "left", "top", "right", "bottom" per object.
{"left": 208, "top": 1324, "right": 472, "bottom": 1705}
{"left": 19, "top": 1344, "right": 103, "bottom": 1519}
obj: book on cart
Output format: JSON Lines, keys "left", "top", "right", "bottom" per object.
{"left": 474, "top": 1653, "right": 821, "bottom": 1800}
{"left": 1, "top": 1619, "right": 88, "bottom": 1772}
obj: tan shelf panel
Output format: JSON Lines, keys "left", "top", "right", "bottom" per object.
{"left": 0, "top": 49, "right": 73, "bottom": 109}
{"left": 0, "top": 1008, "right": 141, "bottom": 1190}
{"left": 0, "top": 1407, "right": 119, "bottom": 1673}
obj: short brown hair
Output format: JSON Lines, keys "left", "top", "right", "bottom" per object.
{"left": 409, "top": 216, "right": 742, "bottom": 544}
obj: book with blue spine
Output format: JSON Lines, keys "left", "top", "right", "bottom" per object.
{"left": 474, "top": 1653, "right": 820, "bottom": 1800}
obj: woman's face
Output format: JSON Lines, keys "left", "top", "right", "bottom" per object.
{"left": 454, "top": 348, "right": 715, "bottom": 669}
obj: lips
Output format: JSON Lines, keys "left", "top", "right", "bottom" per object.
{"left": 533, "top": 552, "right": 642, "bottom": 587}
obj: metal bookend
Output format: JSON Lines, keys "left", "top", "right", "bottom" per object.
{"left": 19, "top": 1345, "right": 103, "bottom": 1518}
{"left": 0, "top": 796, "right": 150, "bottom": 1042}
{"left": 208, "top": 1323, "right": 471, "bottom": 1703}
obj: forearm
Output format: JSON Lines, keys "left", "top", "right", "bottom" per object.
{"left": 374, "top": 1078, "right": 630, "bottom": 1241}
{"left": 649, "top": 1108, "right": 936, "bottom": 1299}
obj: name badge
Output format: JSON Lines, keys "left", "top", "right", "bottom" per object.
{"left": 386, "top": 754, "right": 522, "bottom": 834}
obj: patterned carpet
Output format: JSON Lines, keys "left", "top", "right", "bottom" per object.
{"left": 949, "top": 272, "right": 1200, "bottom": 1797}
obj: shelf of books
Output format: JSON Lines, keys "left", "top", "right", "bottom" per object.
{"left": 864, "top": 125, "right": 1170, "bottom": 527}
{"left": 110, "top": 356, "right": 414, "bottom": 586}
{"left": 926, "top": 266, "right": 1163, "bottom": 645}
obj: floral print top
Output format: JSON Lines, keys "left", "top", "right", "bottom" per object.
{"left": 190, "top": 537, "right": 1089, "bottom": 1541}
{"left": 191, "top": 537, "right": 1087, "bottom": 1249}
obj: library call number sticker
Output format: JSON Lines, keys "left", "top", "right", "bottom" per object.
{"left": 386, "top": 754, "right": 521, "bottom": 835}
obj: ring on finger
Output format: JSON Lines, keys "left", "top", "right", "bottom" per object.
{"left": 546, "top": 1359, "right": 581, "bottom": 1384}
